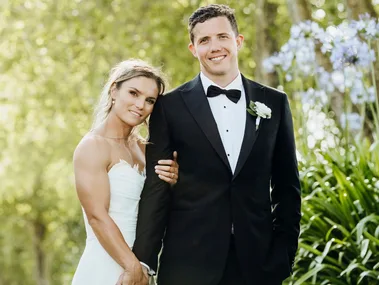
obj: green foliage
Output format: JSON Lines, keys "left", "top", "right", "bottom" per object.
{"left": 1, "top": 0, "right": 378, "bottom": 284}
{"left": 285, "top": 140, "right": 379, "bottom": 285}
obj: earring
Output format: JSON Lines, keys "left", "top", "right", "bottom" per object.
{"left": 112, "top": 99, "right": 115, "bottom": 104}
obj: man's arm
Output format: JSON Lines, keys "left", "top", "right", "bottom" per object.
{"left": 133, "top": 97, "right": 173, "bottom": 272}
{"left": 270, "top": 93, "right": 302, "bottom": 272}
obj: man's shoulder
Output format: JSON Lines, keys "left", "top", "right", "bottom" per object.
{"left": 163, "top": 76, "right": 200, "bottom": 98}
{"left": 263, "top": 85, "right": 287, "bottom": 103}
{"left": 243, "top": 76, "right": 286, "bottom": 96}
{"left": 164, "top": 83, "right": 187, "bottom": 97}
{"left": 243, "top": 76, "right": 287, "bottom": 105}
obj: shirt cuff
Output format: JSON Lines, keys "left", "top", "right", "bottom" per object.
{"left": 140, "top": 262, "right": 156, "bottom": 276}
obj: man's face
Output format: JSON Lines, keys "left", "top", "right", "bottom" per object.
{"left": 188, "top": 16, "right": 244, "bottom": 83}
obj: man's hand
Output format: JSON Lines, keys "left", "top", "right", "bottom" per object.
{"left": 116, "top": 263, "right": 148, "bottom": 285}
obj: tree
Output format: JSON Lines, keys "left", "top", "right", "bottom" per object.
{"left": 346, "top": 0, "right": 378, "bottom": 20}
{"left": 286, "top": 0, "right": 311, "bottom": 23}
{"left": 254, "top": 0, "right": 280, "bottom": 87}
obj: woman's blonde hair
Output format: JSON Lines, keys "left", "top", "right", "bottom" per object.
{"left": 92, "top": 59, "right": 166, "bottom": 141}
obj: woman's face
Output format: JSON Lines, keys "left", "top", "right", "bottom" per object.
{"left": 111, "top": 76, "right": 159, "bottom": 127}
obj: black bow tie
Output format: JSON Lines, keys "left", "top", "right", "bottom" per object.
{"left": 206, "top": 85, "right": 241, "bottom": 103}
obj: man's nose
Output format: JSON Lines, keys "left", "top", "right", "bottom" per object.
{"left": 210, "top": 39, "right": 222, "bottom": 52}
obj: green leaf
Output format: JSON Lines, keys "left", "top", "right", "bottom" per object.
{"left": 247, "top": 108, "right": 256, "bottom": 116}
{"left": 293, "top": 264, "right": 325, "bottom": 285}
{"left": 358, "top": 271, "right": 379, "bottom": 283}
{"left": 360, "top": 239, "right": 369, "bottom": 259}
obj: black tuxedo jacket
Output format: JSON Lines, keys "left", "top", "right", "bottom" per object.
{"left": 133, "top": 74, "right": 301, "bottom": 285}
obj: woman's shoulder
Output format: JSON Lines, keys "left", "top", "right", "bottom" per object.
{"left": 73, "top": 133, "right": 112, "bottom": 168}
{"left": 75, "top": 133, "right": 112, "bottom": 153}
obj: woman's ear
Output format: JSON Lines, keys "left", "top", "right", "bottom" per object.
{"left": 110, "top": 83, "right": 117, "bottom": 99}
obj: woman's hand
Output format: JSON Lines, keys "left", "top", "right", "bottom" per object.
{"left": 116, "top": 265, "right": 149, "bottom": 285}
{"left": 155, "top": 151, "right": 179, "bottom": 185}
{"left": 116, "top": 264, "right": 148, "bottom": 285}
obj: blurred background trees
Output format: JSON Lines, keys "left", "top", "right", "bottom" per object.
{"left": 1, "top": 0, "right": 378, "bottom": 284}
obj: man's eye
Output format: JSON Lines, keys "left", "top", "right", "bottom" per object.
{"left": 130, "top": 91, "right": 138, "bottom": 96}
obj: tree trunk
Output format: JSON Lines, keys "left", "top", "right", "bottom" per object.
{"left": 286, "top": 0, "right": 346, "bottom": 121}
{"left": 346, "top": 0, "right": 378, "bottom": 20}
{"left": 286, "top": 0, "right": 311, "bottom": 23}
{"left": 286, "top": 0, "right": 330, "bottom": 69}
{"left": 286, "top": 0, "right": 330, "bottom": 70}
{"left": 31, "top": 174, "right": 50, "bottom": 285}
{"left": 254, "top": 0, "right": 279, "bottom": 87}
{"left": 33, "top": 219, "right": 49, "bottom": 285}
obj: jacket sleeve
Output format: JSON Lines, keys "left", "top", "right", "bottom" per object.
{"left": 270, "top": 93, "right": 301, "bottom": 273}
{"left": 133, "top": 97, "right": 173, "bottom": 272}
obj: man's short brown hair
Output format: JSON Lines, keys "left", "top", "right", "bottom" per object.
{"left": 188, "top": 4, "right": 239, "bottom": 43}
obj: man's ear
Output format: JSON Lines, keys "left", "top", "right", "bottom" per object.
{"left": 236, "top": 34, "right": 244, "bottom": 50}
{"left": 188, "top": 43, "right": 198, "bottom": 58}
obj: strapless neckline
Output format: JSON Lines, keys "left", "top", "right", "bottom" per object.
{"left": 108, "top": 159, "right": 146, "bottom": 178}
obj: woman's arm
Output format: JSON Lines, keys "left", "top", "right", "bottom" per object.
{"left": 73, "top": 137, "right": 145, "bottom": 278}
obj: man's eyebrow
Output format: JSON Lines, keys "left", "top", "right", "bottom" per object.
{"left": 197, "top": 35, "right": 209, "bottom": 42}
{"left": 197, "top": 32, "right": 230, "bottom": 41}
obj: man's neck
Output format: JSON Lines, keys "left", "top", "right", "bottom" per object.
{"left": 202, "top": 71, "right": 240, "bottom": 88}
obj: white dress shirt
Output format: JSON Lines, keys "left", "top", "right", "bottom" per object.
{"left": 200, "top": 72, "right": 246, "bottom": 173}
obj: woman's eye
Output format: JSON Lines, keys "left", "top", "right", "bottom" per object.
{"left": 147, "top": 99, "right": 156, "bottom": 105}
{"left": 130, "top": 91, "right": 138, "bottom": 96}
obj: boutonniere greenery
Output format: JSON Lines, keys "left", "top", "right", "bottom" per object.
{"left": 247, "top": 101, "right": 272, "bottom": 130}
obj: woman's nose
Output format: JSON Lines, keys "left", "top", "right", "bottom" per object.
{"left": 135, "top": 97, "right": 145, "bottom": 109}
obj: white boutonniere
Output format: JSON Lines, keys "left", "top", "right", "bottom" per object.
{"left": 247, "top": 101, "right": 272, "bottom": 130}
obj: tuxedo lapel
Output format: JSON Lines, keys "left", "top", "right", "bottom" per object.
{"left": 233, "top": 76, "right": 266, "bottom": 180}
{"left": 181, "top": 75, "right": 232, "bottom": 172}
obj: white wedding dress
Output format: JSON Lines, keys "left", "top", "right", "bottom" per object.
{"left": 72, "top": 159, "right": 146, "bottom": 285}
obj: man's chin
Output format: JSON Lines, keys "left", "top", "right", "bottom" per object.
{"left": 208, "top": 69, "right": 227, "bottom": 76}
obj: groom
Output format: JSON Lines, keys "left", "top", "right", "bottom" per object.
{"left": 133, "top": 4, "right": 301, "bottom": 285}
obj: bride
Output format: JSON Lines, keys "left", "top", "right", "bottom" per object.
{"left": 72, "top": 59, "right": 178, "bottom": 285}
